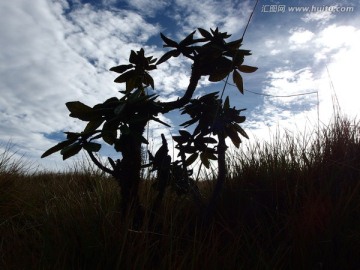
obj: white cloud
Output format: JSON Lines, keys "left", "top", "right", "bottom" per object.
{"left": 289, "top": 29, "right": 314, "bottom": 45}
{"left": 124, "top": 0, "right": 170, "bottom": 17}
{"left": 314, "top": 24, "right": 358, "bottom": 62}
{"left": 265, "top": 39, "right": 276, "bottom": 48}
{"left": 173, "top": 0, "right": 252, "bottom": 37}
{"left": 0, "top": 0, "right": 165, "bottom": 170}
{"left": 301, "top": 10, "right": 334, "bottom": 24}
{"left": 270, "top": 49, "right": 281, "bottom": 55}
{"left": 247, "top": 21, "right": 360, "bottom": 145}
{"left": 264, "top": 68, "right": 316, "bottom": 98}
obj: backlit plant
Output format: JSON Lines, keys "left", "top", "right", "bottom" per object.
{"left": 41, "top": 28, "right": 257, "bottom": 222}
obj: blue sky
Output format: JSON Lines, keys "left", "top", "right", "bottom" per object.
{"left": 1, "top": 0, "right": 359, "bottom": 171}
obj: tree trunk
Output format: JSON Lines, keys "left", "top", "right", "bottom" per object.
{"left": 205, "top": 132, "right": 227, "bottom": 222}
{"left": 115, "top": 122, "right": 146, "bottom": 226}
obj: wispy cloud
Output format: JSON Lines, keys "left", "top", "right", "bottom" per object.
{"left": 124, "top": 0, "right": 170, "bottom": 17}
{"left": 0, "top": 0, "right": 164, "bottom": 170}
{"left": 173, "top": 0, "right": 253, "bottom": 36}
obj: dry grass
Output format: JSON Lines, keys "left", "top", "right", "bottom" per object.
{"left": 1, "top": 114, "right": 360, "bottom": 269}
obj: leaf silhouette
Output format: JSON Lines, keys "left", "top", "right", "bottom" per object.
{"left": 198, "top": 28, "right": 212, "bottom": 39}
{"left": 238, "top": 65, "right": 258, "bottom": 73}
{"left": 41, "top": 139, "right": 76, "bottom": 158}
{"left": 110, "top": 64, "right": 133, "bottom": 73}
{"left": 156, "top": 50, "right": 180, "bottom": 65}
{"left": 185, "top": 152, "right": 198, "bottom": 166}
{"left": 61, "top": 143, "right": 82, "bottom": 160}
{"left": 233, "top": 70, "right": 244, "bottom": 94}
{"left": 160, "top": 33, "right": 178, "bottom": 47}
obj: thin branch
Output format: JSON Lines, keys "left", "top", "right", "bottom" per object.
{"left": 158, "top": 69, "right": 201, "bottom": 113}
{"left": 86, "top": 150, "right": 114, "bottom": 175}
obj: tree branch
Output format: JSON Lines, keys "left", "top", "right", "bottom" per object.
{"left": 86, "top": 150, "right": 114, "bottom": 175}
{"left": 158, "top": 68, "right": 201, "bottom": 113}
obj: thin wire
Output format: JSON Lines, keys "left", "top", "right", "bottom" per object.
{"left": 224, "top": 80, "right": 318, "bottom": 98}
{"left": 245, "top": 88, "right": 318, "bottom": 98}
{"left": 242, "top": 0, "right": 259, "bottom": 40}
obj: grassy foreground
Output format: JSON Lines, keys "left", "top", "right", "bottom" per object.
{"left": 1, "top": 115, "right": 360, "bottom": 269}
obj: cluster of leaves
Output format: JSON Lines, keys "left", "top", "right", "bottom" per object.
{"left": 148, "top": 139, "right": 197, "bottom": 197}
{"left": 158, "top": 27, "right": 257, "bottom": 94}
{"left": 172, "top": 92, "right": 248, "bottom": 169}
{"left": 110, "top": 48, "right": 156, "bottom": 92}
{"left": 41, "top": 50, "right": 166, "bottom": 161}
{"left": 42, "top": 90, "right": 167, "bottom": 160}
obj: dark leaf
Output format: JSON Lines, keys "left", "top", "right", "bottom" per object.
{"left": 202, "top": 137, "right": 217, "bottom": 144}
{"left": 179, "top": 30, "right": 196, "bottom": 46}
{"left": 232, "top": 52, "right": 244, "bottom": 67}
{"left": 198, "top": 28, "right": 212, "bottom": 39}
{"left": 114, "top": 70, "right": 136, "bottom": 83}
{"left": 129, "top": 50, "right": 137, "bottom": 64}
{"left": 143, "top": 72, "right": 155, "bottom": 89}
{"left": 238, "top": 49, "right": 252, "bottom": 56}
{"left": 151, "top": 117, "right": 171, "bottom": 127}
{"left": 210, "top": 27, "right": 218, "bottom": 35}
{"left": 233, "top": 123, "right": 249, "bottom": 139}
{"left": 141, "top": 136, "right": 149, "bottom": 144}
{"left": 156, "top": 50, "right": 179, "bottom": 65}
{"left": 173, "top": 135, "right": 187, "bottom": 144}
{"left": 84, "top": 119, "right": 104, "bottom": 134}
{"left": 83, "top": 142, "right": 101, "bottom": 152}
{"left": 66, "top": 101, "right": 93, "bottom": 120}
{"left": 208, "top": 57, "right": 233, "bottom": 82}
{"left": 61, "top": 143, "right": 82, "bottom": 160}
{"left": 128, "top": 88, "right": 143, "bottom": 101}
{"left": 41, "top": 139, "right": 76, "bottom": 158}
{"left": 102, "top": 130, "right": 116, "bottom": 145}
{"left": 234, "top": 115, "right": 246, "bottom": 123}
{"left": 183, "top": 145, "right": 197, "bottom": 154}
{"left": 91, "top": 133, "right": 103, "bottom": 141}
{"left": 65, "top": 132, "right": 81, "bottom": 140}
{"left": 108, "top": 157, "right": 116, "bottom": 169}
{"left": 209, "top": 70, "right": 229, "bottom": 82}
{"left": 125, "top": 77, "right": 138, "bottom": 92}
{"left": 160, "top": 33, "right": 178, "bottom": 48}
{"left": 224, "top": 96, "right": 230, "bottom": 109}
{"left": 102, "top": 120, "right": 118, "bottom": 145}
{"left": 103, "top": 97, "right": 120, "bottom": 105}
{"left": 179, "top": 130, "right": 192, "bottom": 140}
{"left": 205, "top": 151, "right": 218, "bottom": 160}
{"left": 110, "top": 64, "right": 133, "bottom": 73}
{"left": 147, "top": 56, "right": 157, "bottom": 64}
{"left": 233, "top": 70, "right": 244, "bottom": 94}
{"left": 238, "top": 65, "right": 258, "bottom": 73}
{"left": 200, "top": 152, "right": 210, "bottom": 168}
{"left": 147, "top": 65, "right": 157, "bottom": 70}
{"left": 226, "top": 126, "right": 241, "bottom": 148}
{"left": 185, "top": 152, "right": 198, "bottom": 166}
{"left": 226, "top": 38, "right": 243, "bottom": 50}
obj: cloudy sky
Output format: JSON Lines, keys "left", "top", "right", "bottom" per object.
{"left": 1, "top": 0, "right": 359, "bottom": 172}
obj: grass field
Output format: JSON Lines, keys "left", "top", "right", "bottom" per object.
{"left": 1, "top": 114, "right": 360, "bottom": 269}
